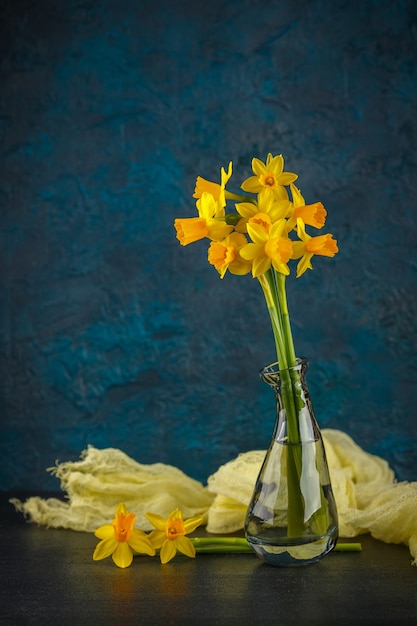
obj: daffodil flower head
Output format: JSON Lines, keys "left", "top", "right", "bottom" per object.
{"left": 174, "top": 217, "right": 209, "bottom": 246}
{"left": 208, "top": 232, "right": 252, "bottom": 278}
{"left": 93, "top": 502, "right": 155, "bottom": 568}
{"left": 286, "top": 183, "right": 327, "bottom": 231}
{"left": 193, "top": 161, "right": 233, "bottom": 208}
{"left": 196, "top": 190, "right": 224, "bottom": 220}
{"left": 146, "top": 508, "right": 203, "bottom": 564}
{"left": 174, "top": 192, "right": 233, "bottom": 246}
{"left": 247, "top": 211, "right": 272, "bottom": 234}
{"left": 235, "top": 193, "right": 291, "bottom": 233}
{"left": 240, "top": 218, "right": 293, "bottom": 278}
{"left": 241, "top": 154, "right": 297, "bottom": 201}
{"left": 291, "top": 218, "right": 339, "bottom": 277}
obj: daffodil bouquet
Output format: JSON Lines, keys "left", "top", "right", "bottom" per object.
{"left": 174, "top": 154, "right": 339, "bottom": 553}
{"left": 174, "top": 153, "right": 338, "bottom": 375}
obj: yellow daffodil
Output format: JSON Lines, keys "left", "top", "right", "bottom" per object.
{"left": 240, "top": 218, "right": 293, "bottom": 278}
{"left": 291, "top": 218, "right": 339, "bottom": 277}
{"left": 174, "top": 217, "right": 210, "bottom": 246}
{"left": 146, "top": 508, "right": 203, "bottom": 564}
{"left": 208, "top": 232, "right": 252, "bottom": 278}
{"left": 174, "top": 191, "right": 233, "bottom": 246}
{"left": 247, "top": 211, "right": 273, "bottom": 233}
{"left": 196, "top": 189, "right": 224, "bottom": 220}
{"left": 193, "top": 161, "right": 233, "bottom": 208}
{"left": 286, "top": 183, "right": 327, "bottom": 230}
{"left": 235, "top": 192, "right": 291, "bottom": 232}
{"left": 241, "top": 153, "right": 298, "bottom": 200}
{"left": 93, "top": 502, "right": 155, "bottom": 568}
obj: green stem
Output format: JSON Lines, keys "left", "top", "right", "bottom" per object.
{"left": 258, "top": 272, "right": 286, "bottom": 366}
{"left": 259, "top": 269, "right": 319, "bottom": 537}
{"left": 224, "top": 191, "right": 257, "bottom": 203}
{"left": 191, "top": 537, "right": 250, "bottom": 547}
{"left": 194, "top": 546, "right": 253, "bottom": 553}
{"left": 268, "top": 270, "right": 301, "bottom": 447}
{"left": 334, "top": 543, "right": 362, "bottom": 552}
{"left": 189, "top": 537, "right": 362, "bottom": 554}
{"left": 275, "top": 272, "right": 296, "bottom": 368}
{"left": 191, "top": 537, "right": 252, "bottom": 553}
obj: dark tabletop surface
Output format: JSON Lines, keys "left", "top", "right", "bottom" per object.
{"left": 1, "top": 493, "right": 416, "bottom": 626}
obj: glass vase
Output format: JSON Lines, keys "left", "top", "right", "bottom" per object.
{"left": 244, "top": 358, "right": 338, "bottom": 566}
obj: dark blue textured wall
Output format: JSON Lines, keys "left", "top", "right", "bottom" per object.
{"left": 1, "top": 0, "right": 417, "bottom": 490}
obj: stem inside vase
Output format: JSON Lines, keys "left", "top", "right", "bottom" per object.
{"left": 244, "top": 358, "right": 338, "bottom": 566}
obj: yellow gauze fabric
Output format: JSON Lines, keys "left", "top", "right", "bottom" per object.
{"left": 11, "top": 430, "right": 417, "bottom": 566}
{"left": 11, "top": 445, "right": 214, "bottom": 532}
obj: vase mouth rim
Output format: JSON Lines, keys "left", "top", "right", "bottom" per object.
{"left": 260, "top": 357, "right": 308, "bottom": 376}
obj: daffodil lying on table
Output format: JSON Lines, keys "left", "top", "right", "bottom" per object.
{"left": 93, "top": 503, "right": 204, "bottom": 568}
{"left": 146, "top": 508, "right": 203, "bottom": 564}
{"left": 92, "top": 503, "right": 361, "bottom": 568}
{"left": 93, "top": 502, "right": 155, "bottom": 568}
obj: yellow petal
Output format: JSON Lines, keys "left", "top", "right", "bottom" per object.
{"left": 241, "top": 175, "right": 261, "bottom": 193}
{"left": 112, "top": 542, "right": 133, "bottom": 568}
{"left": 295, "top": 218, "right": 309, "bottom": 243}
{"left": 94, "top": 524, "right": 114, "bottom": 540}
{"left": 206, "top": 219, "right": 234, "bottom": 242}
{"left": 267, "top": 154, "right": 284, "bottom": 174}
{"left": 197, "top": 192, "right": 220, "bottom": 219}
{"left": 251, "top": 157, "right": 267, "bottom": 176}
{"left": 228, "top": 231, "right": 249, "bottom": 248}
{"left": 234, "top": 217, "right": 248, "bottom": 233}
{"left": 148, "top": 529, "right": 166, "bottom": 549}
{"left": 220, "top": 161, "right": 233, "bottom": 187}
{"left": 93, "top": 538, "right": 118, "bottom": 561}
{"left": 193, "top": 177, "right": 221, "bottom": 201}
{"left": 290, "top": 183, "right": 305, "bottom": 206}
{"left": 252, "top": 255, "right": 272, "bottom": 277}
{"left": 160, "top": 540, "right": 177, "bottom": 564}
{"left": 240, "top": 242, "right": 262, "bottom": 261}
{"left": 183, "top": 516, "right": 203, "bottom": 534}
{"left": 264, "top": 236, "right": 293, "bottom": 264}
{"left": 176, "top": 536, "right": 196, "bottom": 558}
{"left": 272, "top": 261, "right": 290, "bottom": 276}
{"left": 291, "top": 241, "right": 306, "bottom": 260}
{"left": 269, "top": 218, "right": 288, "bottom": 238}
{"left": 235, "top": 202, "right": 257, "bottom": 219}
{"left": 246, "top": 222, "right": 269, "bottom": 244}
{"left": 277, "top": 171, "right": 298, "bottom": 185}
{"left": 129, "top": 529, "right": 156, "bottom": 556}
{"left": 248, "top": 212, "right": 272, "bottom": 234}
{"left": 145, "top": 512, "right": 167, "bottom": 531}
{"left": 228, "top": 258, "right": 252, "bottom": 276}
{"left": 296, "top": 254, "right": 314, "bottom": 277}
{"left": 268, "top": 199, "right": 291, "bottom": 222}
{"left": 259, "top": 186, "right": 288, "bottom": 203}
